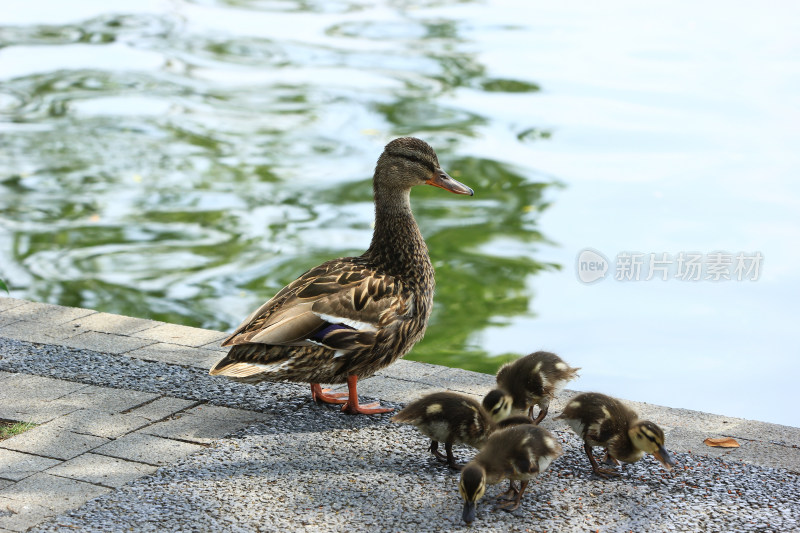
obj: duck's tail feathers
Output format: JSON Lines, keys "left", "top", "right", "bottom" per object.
{"left": 208, "top": 344, "right": 289, "bottom": 382}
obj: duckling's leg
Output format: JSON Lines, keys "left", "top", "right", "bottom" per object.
{"left": 532, "top": 399, "right": 550, "bottom": 425}
{"left": 429, "top": 440, "right": 448, "bottom": 461}
{"left": 584, "top": 443, "right": 620, "bottom": 478}
{"left": 340, "top": 375, "right": 394, "bottom": 415}
{"left": 495, "top": 480, "right": 519, "bottom": 502}
{"left": 496, "top": 481, "right": 529, "bottom": 511}
{"left": 444, "top": 442, "right": 463, "bottom": 470}
{"left": 601, "top": 449, "right": 620, "bottom": 467}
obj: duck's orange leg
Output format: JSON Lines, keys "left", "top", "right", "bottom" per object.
{"left": 341, "top": 375, "right": 393, "bottom": 415}
{"left": 310, "top": 383, "right": 348, "bottom": 404}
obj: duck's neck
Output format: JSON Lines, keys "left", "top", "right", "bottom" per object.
{"left": 365, "top": 183, "right": 431, "bottom": 277}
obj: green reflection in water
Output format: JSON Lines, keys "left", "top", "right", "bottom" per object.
{"left": 0, "top": 1, "right": 561, "bottom": 376}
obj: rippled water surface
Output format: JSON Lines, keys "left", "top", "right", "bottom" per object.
{"left": 2, "top": 0, "right": 798, "bottom": 425}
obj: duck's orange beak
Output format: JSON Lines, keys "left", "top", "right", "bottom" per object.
{"left": 427, "top": 169, "right": 474, "bottom": 196}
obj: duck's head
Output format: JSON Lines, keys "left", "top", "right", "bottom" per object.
{"left": 481, "top": 388, "right": 514, "bottom": 422}
{"left": 458, "top": 463, "right": 486, "bottom": 524}
{"left": 629, "top": 420, "right": 675, "bottom": 471}
{"left": 376, "top": 137, "right": 473, "bottom": 196}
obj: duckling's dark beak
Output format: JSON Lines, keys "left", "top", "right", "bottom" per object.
{"left": 462, "top": 500, "right": 477, "bottom": 524}
{"left": 427, "top": 169, "right": 474, "bottom": 196}
{"left": 654, "top": 446, "right": 676, "bottom": 471}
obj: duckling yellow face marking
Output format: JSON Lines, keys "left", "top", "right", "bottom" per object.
{"left": 554, "top": 362, "right": 567, "bottom": 371}
{"left": 629, "top": 420, "right": 675, "bottom": 470}
{"left": 425, "top": 403, "right": 443, "bottom": 415}
{"left": 600, "top": 406, "right": 611, "bottom": 420}
{"left": 459, "top": 465, "right": 486, "bottom": 503}
{"left": 533, "top": 361, "right": 542, "bottom": 373}
{"left": 483, "top": 390, "right": 513, "bottom": 422}
{"left": 569, "top": 400, "right": 581, "bottom": 409}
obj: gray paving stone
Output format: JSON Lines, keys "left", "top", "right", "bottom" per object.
{"left": 0, "top": 480, "right": 10, "bottom": 491}
{"left": 0, "top": 298, "right": 29, "bottom": 312}
{"left": 199, "top": 339, "right": 227, "bottom": 352}
{"left": 59, "top": 331, "right": 155, "bottom": 354}
{"left": 54, "top": 385, "right": 158, "bottom": 413}
{"left": 183, "top": 404, "right": 271, "bottom": 423}
{"left": 46, "top": 409, "right": 151, "bottom": 439}
{"left": 124, "top": 397, "right": 198, "bottom": 422}
{"left": 0, "top": 473, "right": 110, "bottom": 514}
{"left": 373, "top": 358, "right": 447, "bottom": 380}
{"left": 0, "top": 375, "right": 87, "bottom": 424}
{"left": 0, "top": 449, "right": 61, "bottom": 482}
{"left": 131, "top": 323, "right": 227, "bottom": 347}
{"left": 419, "top": 366, "right": 494, "bottom": 397}
{"left": 0, "top": 497, "right": 55, "bottom": 532}
{"left": 0, "top": 402, "right": 78, "bottom": 425}
{"left": 0, "top": 426, "right": 109, "bottom": 461}
{"left": 0, "top": 316, "right": 22, "bottom": 329}
{"left": 0, "top": 302, "right": 95, "bottom": 326}
{"left": 47, "top": 453, "right": 158, "bottom": 489}
{"left": 64, "top": 312, "right": 158, "bottom": 336}
{"left": 0, "top": 320, "right": 84, "bottom": 344}
{"left": 140, "top": 413, "right": 254, "bottom": 444}
{"left": 93, "top": 432, "right": 204, "bottom": 466}
{"left": 124, "top": 342, "right": 222, "bottom": 369}
{"left": 0, "top": 371, "right": 13, "bottom": 382}
{"left": 0, "top": 374, "right": 87, "bottom": 402}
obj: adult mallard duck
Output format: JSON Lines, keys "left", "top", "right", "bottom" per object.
{"left": 459, "top": 424, "right": 563, "bottom": 524}
{"left": 391, "top": 391, "right": 531, "bottom": 470}
{"left": 556, "top": 392, "right": 675, "bottom": 478}
{"left": 209, "top": 138, "right": 473, "bottom": 414}
{"left": 483, "top": 351, "right": 580, "bottom": 424}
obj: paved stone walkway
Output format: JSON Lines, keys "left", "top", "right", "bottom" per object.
{"left": 0, "top": 297, "right": 798, "bottom": 531}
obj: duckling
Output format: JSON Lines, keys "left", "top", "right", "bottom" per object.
{"left": 556, "top": 392, "right": 675, "bottom": 479}
{"left": 459, "top": 424, "right": 563, "bottom": 524}
{"left": 392, "top": 391, "right": 532, "bottom": 470}
{"left": 483, "top": 351, "right": 580, "bottom": 424}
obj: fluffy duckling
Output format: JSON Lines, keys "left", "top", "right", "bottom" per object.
{"left": 556, "top": 392, "right": 675, "bottom": 479}
{"left": 459, "top": 424, "right": 563, "bottom": 524}
{"left": 483, "top": 351, "right": 580, "bottom": 424}
{"left": 392, "top": 391, "right": 533, "bottom": 470}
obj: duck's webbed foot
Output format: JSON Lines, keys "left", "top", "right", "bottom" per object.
{"left": 602, "top": 450, "right": 620, "bottom": 466}
{"left": 495, "top": 481, "right": 529, "bottom": 512}
{"left": 585, "top": 443, "right": 621, "bottom": 478}
{"left": 310, "top": 383, "right": 348, "bottom": 404}
{"left": 444, "top": 442, "right": 463, "bottom": 470}
{"left": 495, "top": 480, "right": 519, "bottom": 502}
{"left": 339, "top": 375, "right": 393, "bottom": 415}
{"left": 429, "top": 440, "right": 448, "bottom": 461}
{"left": 429, "top": 441, "right": 463, "bottom": 470}
{"left": 532, "top": 400, "right": 549, "bottom": 425}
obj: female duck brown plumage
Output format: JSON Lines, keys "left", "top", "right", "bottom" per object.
{"left": 209, "top": 138, "right": 473, "bottom": 414}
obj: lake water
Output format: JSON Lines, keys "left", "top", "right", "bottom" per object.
{"left": 1, "top": 0, "right": 798, "bottom": 427}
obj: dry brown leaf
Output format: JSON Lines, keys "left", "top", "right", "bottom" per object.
{"left": 704, "top": 437, "right": 740, "bottom": 448}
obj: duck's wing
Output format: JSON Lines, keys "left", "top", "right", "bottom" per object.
{"left": 220, "top": 261, "right": 412, "bottom": 353}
